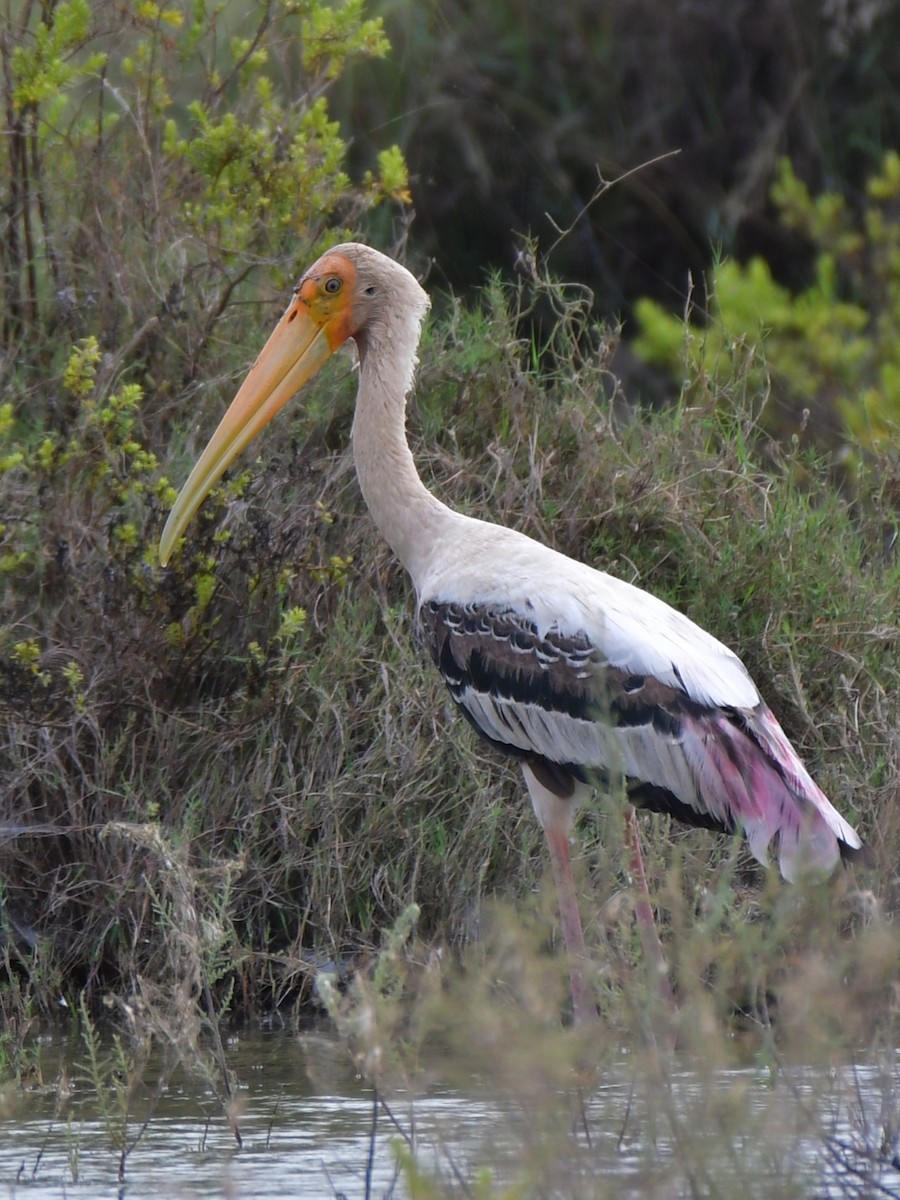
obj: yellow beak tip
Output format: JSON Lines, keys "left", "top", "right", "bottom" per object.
{"left": 158, "top": 527, "right": 178, "bottom": 567}
{"left": 160, "top": 301, "right": 335, "bottom": 563}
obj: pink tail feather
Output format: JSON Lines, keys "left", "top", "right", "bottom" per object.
{"left": 686, "top": 705, "right": 866, "bottom": 881}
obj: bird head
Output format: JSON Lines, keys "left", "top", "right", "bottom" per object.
{"left": 158, "top": 243, "right": 417, "bottom": 566}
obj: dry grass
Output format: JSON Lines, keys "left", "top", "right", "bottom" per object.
{"left": 2, "top": 265, "right": 898, "bottom": 1043}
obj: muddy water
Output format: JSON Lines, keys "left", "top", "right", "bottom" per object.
{"left": 0, "top": 1026, "right": 897, "bottom": 1198}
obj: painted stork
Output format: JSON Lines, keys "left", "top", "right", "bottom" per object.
{"left": 159, "top": 243, "right": 868, "bottom": 1026}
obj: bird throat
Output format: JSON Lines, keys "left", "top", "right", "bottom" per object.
{"left": 350, "top": 335, "right": 450, "bottom": 583}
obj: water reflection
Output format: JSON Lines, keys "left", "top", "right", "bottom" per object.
{"left": 0, "top": 1027, "right": 896, "bottom": 1199}
{"left": 0, "top": 1028, "right": 410, "bottom": 1199}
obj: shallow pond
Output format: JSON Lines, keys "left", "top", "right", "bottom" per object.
{"left": 0, "top": 1025, "right": 898, "bottom": 1199}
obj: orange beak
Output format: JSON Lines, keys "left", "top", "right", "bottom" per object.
{"left": 159, "top": 292, "right": 339, "bottom": 566}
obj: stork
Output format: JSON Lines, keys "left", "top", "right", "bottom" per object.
{"left": 159, "top": 243, "right": 868, "bottom": 1027}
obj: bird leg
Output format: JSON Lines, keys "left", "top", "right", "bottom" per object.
{"left": 542, "top": 821, "right": 596, "bottom": 1027}
{"left": 623, "top": 807, "right": 677, "bottom": 1020}
{"left": 523, "top": 764, "right": 597, "bottom": 1026}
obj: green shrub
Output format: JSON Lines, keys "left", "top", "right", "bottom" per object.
{"left": 1, "top": 0, "right": 404, "bottom": 376}
{"left": 0, "top": 0, "right": 410, "bottom": 1010}
{"left": 633, "top": 154, "right": 900, "bottom": 452}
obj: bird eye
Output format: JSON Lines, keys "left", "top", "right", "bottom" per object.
{"left": 363, "top": 285, "right": 377, "bottom": 297}
{"left": 324, "top": 277, "right": 342, "bottom": 294}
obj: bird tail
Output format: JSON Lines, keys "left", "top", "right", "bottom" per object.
{"left": 721, "top": 706, "right": 870, "bottom": 881}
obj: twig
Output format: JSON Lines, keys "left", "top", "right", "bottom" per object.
{"left": 365, "top": 1085, "right": 378, "bottom": 1200}
{"left": 377, "top": 1091, "right": 415, "bottom": 1149}
{"left": 543, "top": 148, "right": 682, "bottom": 262}
{"left": 201, "top": 980, "right": 243, "bottom": 1148}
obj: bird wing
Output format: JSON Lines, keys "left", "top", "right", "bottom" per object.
{"left": 418, "top": 595, "right": 864, "bottom": 878}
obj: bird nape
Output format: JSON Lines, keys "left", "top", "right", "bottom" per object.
{"left": 160, "top": 242, "right": 870, "bottom": 1028}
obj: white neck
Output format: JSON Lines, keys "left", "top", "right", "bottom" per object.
{"left": 350, "top": 304, "right": 453, "bottom": 584}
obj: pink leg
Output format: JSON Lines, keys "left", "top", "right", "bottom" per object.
{"left": 523, "top": 766, "right": 597, "bottom": 1026}
{"left": 542, "top": 821, "right": 596, "bottom": 1026}
{"left": 624, "top": 807, "right": 676, "bottom": 1016}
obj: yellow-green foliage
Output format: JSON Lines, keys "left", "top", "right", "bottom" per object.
{"left": 0, "top": 1, "right": 417, "bottom": 942}
{"left": 0, "top": 0, "right": 410, "bottom": 710}
{"left": 1, "top": 0, "right": 408, "bottom": 354}
{"left": 10, "top": 0, "right": 107, "bottom": 110}
{"left": 633, "top": 153, "right": 900, "bottom": 449}
{"left": 63, "top": 337, "right": 102, "bottom": 400}
{"left": 157, "top": 3, "right": 398, "bottom": 267}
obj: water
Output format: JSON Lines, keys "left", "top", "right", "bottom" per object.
{"left": 0, "top": 1026, "right": 898, "bottom": 1199}
{"left": 0, "top": 1028, "right": 412, "bottom": 1199}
